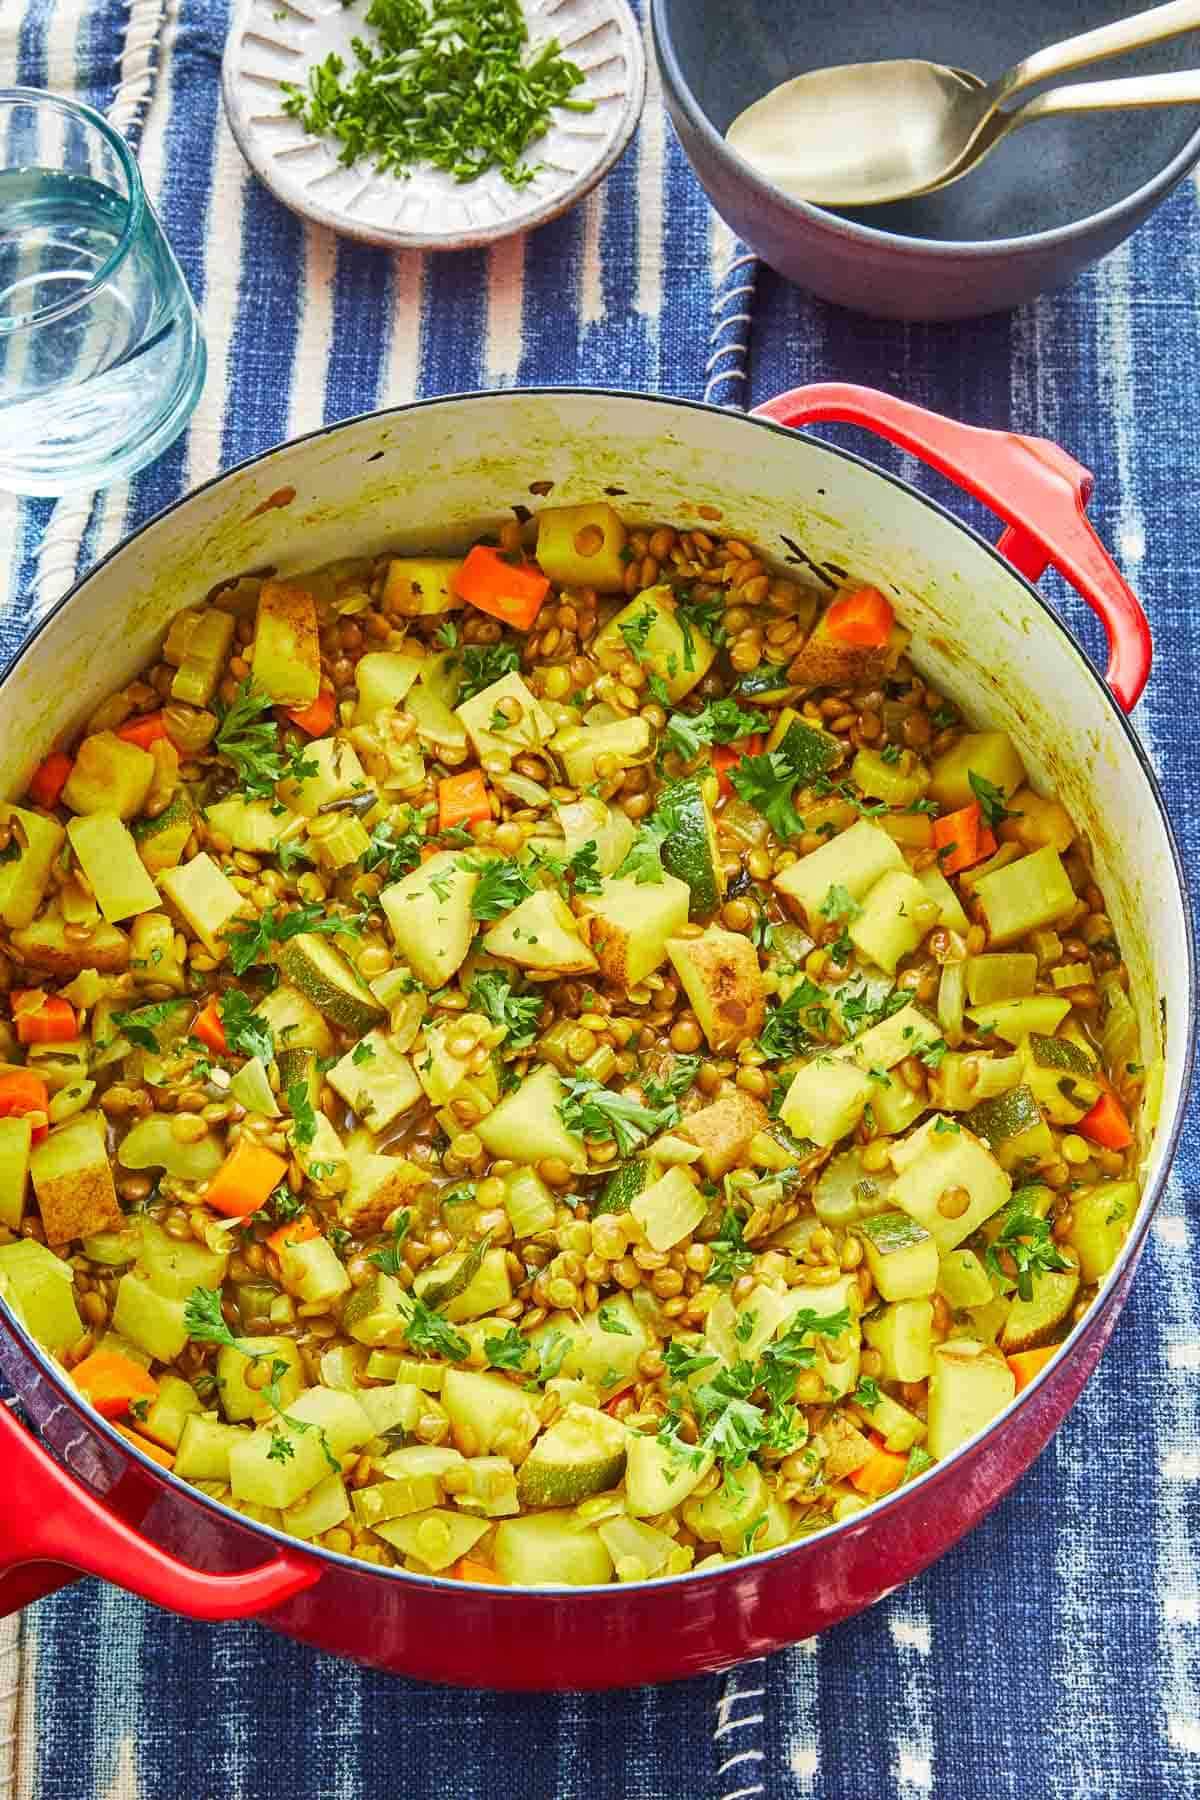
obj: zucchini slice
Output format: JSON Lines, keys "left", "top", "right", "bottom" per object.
{"left": 660, "top": 775, "right": 724, "bottom": 917}
{"left": 276, "top": 933, "right": 386, "bottom": 1036}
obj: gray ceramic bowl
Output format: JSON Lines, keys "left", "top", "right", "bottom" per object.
{"left": 651, "top": 0, "right": 1200, "bottom": 319}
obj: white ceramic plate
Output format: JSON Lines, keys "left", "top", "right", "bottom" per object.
{"left": 221, "top": 0, "right": 645, "bottom": 250}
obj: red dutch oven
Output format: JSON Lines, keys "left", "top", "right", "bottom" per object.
{"left": 0, "top": 384, "right": 1191, "bottom": 1688}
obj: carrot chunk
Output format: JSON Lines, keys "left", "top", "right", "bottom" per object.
{"left": 287, "top": 690, "right": 336, "bottom": 737}
{"left": 438, "top": 768, "right": 490, "bottom": 832}
{"left": 824, "top": 586, "right": 894, "bottom": 648}
{"left": 206, "top": 1138, "right": 289, "bottom": 1219}
{"left": 114, "top": 1424, "right": 176, "bottom": 1470}
{"left": 453, "top": 545, "right": 549, "bottom": 631}
{"left": 451, "top": 1558, "right": 504, "bottom": 1584}
{"left": 74, "top": 1351, "right": 159, "bottom": 1421}
{"left": 267, "top": 1213, "right": 320, "bottom": 1257}
{"left": 932, "top": 802, "right": 996, "bottom": 875}
{"left": 1007, "top": 1346, "right": 1059, "bottom": 1393}
{"left": 0, "top": 1070, "right": 50, "bottom": 1143}
{"left": 12, "top": 990, "right": 77, "bottom": 1045}
{"left": 1077, "top": 1090, "right": 1133, "bottom": 1151}
{"left": 28, "top": 751, "right": 73, "bottom": 810}
{"left": 849, "top": 1432, "right": 908, "bottom": 1499}
{"left": 116, "top": 712, "right": 170, "bottom": 749}
{"left": 191, "top": 997, "right": 228, "bottom": 1056}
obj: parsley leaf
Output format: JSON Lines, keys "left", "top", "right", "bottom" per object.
{"left": 618, "top": 605, "right": 656, "bottom": 663}
{"left": 369, "top": 1209, "right": 412, "bottom": 1276}
{"left": 557, "top": 1074, "right": 677, "bottom": 1156}
{"left": 853, "top": 1375, "right": 882, "bottom": 1411}
{"left": 664, "top": 698, "right": 767, "bottom": 763}
{"left": 458, "top": 641, "right": 521, "bottom": 702}
{"left": 984, "top": 1194, "right": 1072, "bottom": 1302}
{"left": 612, "top": 781, "right": 688, "bottom": 885}
{"left": 286, "top": 1080, "right": 318, "bottom": 1150}
{"left": 219, "top": 990, "right": 275, "bottom": 1065}
{"left": 598, "top": 1303, "right": 633, "bottom": 1336}
{"left": 708, "top": 1209, "right": 755, "bottom": 1285}
{"left": 483, "top": 1324, "right": 531, "bottom": 1372}
{"left": 534, "top": 1329, "right": 570, "bottom": 1383}
{"left": 729, "top": 747, "right": 806, "bottom": 840}
{"left": 352, "top": 1039, "right": 376, "bottom": 1066}
{"left": 110, "top": 998, "right": 189, "bottom": 1053}
{"left": 758, "top": 978, "right": 830, "bottom": 1061}
{"left": 663, "top": 1339, "right": 719, "bottom": 1382}
{"left": 968, "top": 771, "right": 1018, "bottom": 830}
{"left": 819, "top": 883, "right": 863, "bottom": 924}
{"left": 362, "top": 818, "right": 424, "bottom": 881}
{"left": 642, "top": 1055, "right": 702, "bottom": 1110}
{"left": 469, "top": 969, "right": 543, "bottom": 1050}
{"left": 224, "top": 903, "right": 359, "bottom": 975}
{"left": 402, "top": 1296, "right": 470, "bottom": 1362}
{"left": 214, "top": 681, "right": 290, "bottom": 800}
{"left": 564, "top": 839, "right": 603, "bottom": 894}
{"left": 460, "top": 855, "right": 534, "bottom": 920}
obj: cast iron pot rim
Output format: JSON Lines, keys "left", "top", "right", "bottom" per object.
{"left": 649, "top": 0, "right": 1200, "bottom": 263}
{"left": 2, "top": 386, "right": 1193, "bottom": 1606}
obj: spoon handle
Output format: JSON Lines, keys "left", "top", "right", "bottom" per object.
{"left": 997, "top": 0, "right": 1200, "bottom": 104}
{"left": 1008, "top": 67, "right": 1200, "bottom": 123}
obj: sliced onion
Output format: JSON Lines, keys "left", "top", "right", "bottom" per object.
{"left": 938, "top": 960, "right": 967, "bottom": 1047}
{"left": 494, "top": 773, "right": 550, "bottom": 806}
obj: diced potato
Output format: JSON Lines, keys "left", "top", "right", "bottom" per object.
{"left": 997, "top": 787, "right": 1076, "bottom": 855}
{"left": 112, "top": 1273, "right": 189, "bottom": 1362}
{"left": 928, "top": 731, "right": 1026, "bottom": 811}
{"left": 926, "top": 1339, "right": 1015, "bottom": 1459}
{"left": 0, "top": 806, "right": 65, "bottom": 929}
{"left": 66, "top": 813, "right": 161, "bottom": 924}
{"left": 327, "top": 1033, "right": 422, "bottom": 1133}
{"left": 353, "top": 651, "right": 424, "bottom": 721}
{"left": 591, "top": 586, "right": 718, "bottom": 702}
{"left": 160, "top": 852, "right": 246, "bottom": 955}
{"left": 973, "top": 847, "right": 1078, "bottom": 947}
{"left": 666, "top": 927, "right": 765, "bottom": 1051}
{"left": 381, "top": 558, "right": 464, "bottom": 617}
{"left": 483, "top": 888, "right": 598, "bottom": 975}
{"left": 773, "top": 819, "right": 903, "bottom": 930}
{"left": 536, "top": 502, "right": 628, "bottom": 592}
{"left": 581, "top": 873, "right": 690, "bottom": 989}
{"left": 848, "top": 869, "right": 938, "bottom": 976}
{"left": 0, "top": 1117, "right": 33, "bottom": 1230}
{"left": 30, "top": 1112, "right": 122, "bottom": 1245}
{"left": 916, "top": 864, "right": 970, "bottom": 934}
{"left": 786, "top": 611, "right": 905, "bottom": 692}
{"left": 476, "top": 1064, "right": 587, "bottom": 1172}
{"left": 251, "top": 579, "right": 321, "bottom": 706}
{"left": 379, "top": 851, "right": 478, "bottom": 989}
{"left": 863, "top": 1298, "right": 934, "bottom": 1383}
{"left": 11, "top": 912, "right": 130, "bottom": 977}
{"left": 861, "top": 1212, "right": 939, "bottom": 1301}
{"left": 781, "top": 1055, "right": 872, "bottom": 1148}
{"left": 62, "top": 733, "right": 154, "bottom": 819}
{"left": 679, "top": 1089, "right": 769, "bottom": 1180}
{"left": 888, "top": 1116, "right": 1011, "bottom": 1252}
{"left": 455, "top": 672, "right": 554, "bottom": 764}
{"left": 229, "top": 1420, "right": 335, "bottom": 1510}
{"left": 278, "top": 736, "right": 368, "bottom": 817}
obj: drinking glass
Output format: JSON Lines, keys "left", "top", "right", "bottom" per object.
{"left": 0, "top": 87, "right": 206, "bottom": 496}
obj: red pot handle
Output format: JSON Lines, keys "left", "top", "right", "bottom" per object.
{"left": 752, "top": 382, "right": 1152, "bottom": 713}
{"left": 0, "top": 1398, "right": 320, "bottom": 1621}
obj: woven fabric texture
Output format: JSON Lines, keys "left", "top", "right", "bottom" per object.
{"left": 2, "top": 2, "right": 1199, "bottom": 1797}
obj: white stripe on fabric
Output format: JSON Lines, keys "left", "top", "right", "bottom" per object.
{"left": 182, "top": 125, "right": 250, "bottom": 491}
{"left": 888, "top": 1595, "right": 934, "bottom": 1797}
{"left": 287, "top": 223, "right": 338, "bottom": 442}
{"left": 107, "top": 0, "right": 166, "bottom": 140}
{"left": 778, "top": 1637, "right": 820, "bottom": 1794}
{"left": 100, "top": 1735, "right": 141, "bottom": 1800}
{"left": 485, "top": 233, "right": 526, "bottom": 387}
{"left": 634, "top": 4, "right": 663, "bottom": 329}
{"left": 579, "top": 186, "right": 605, "bottom": 326}
{"left": 11, "top": 1611, "right": 35, "bottom": 1800}
{"left": 380, "top": 252, "right": 425, "bottom": 406}
{"left": 0, "top": 1612, "right": 20, "bottom": 1798}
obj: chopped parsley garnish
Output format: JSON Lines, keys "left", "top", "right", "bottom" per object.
{"left": 969, "top": 771, "right": 1018, "bottom": 830}
{"left": 369, "top": 1209, "right": 412, "bottom": 1275}
{"left": 613, "top": 781, "right": 688, "bottom": 885}
{"left": 984, "top": 1194, "right": 1072, "bottom": 1302}
{"left": 286, "top": 1081, "right": 318, "bottom": 1150}
{"left": 362, "top": 818, "right": 424, "bottom": 880}
{"left": 563, "top": 839, "right": 603, "bottom": 894}
{"left": 183, "top": 1289, "right": 336, "bottom": 1470}
{"left": 458, "top": 641, "right": 521, "bottom": 702}
{"left": 402, "top": 1296, "right": 470, "bottom": 1362}
{"left": 110, "top": 998, "right": 189, "bottom": 1053}
{"left": 214, "top": 681, "right": 286, "bottom": 800}
{"left": 758, "top": 978, "right": 830, "bottom": 1061}
{"left": 819, "top": 883, "right": 863, "bottom": 924}
{"left": 918, "top": 1036, "right": 949, "bottom": 1071}
{"left": 853, "top": 1376, "right": 882, "bottom": 1411}
{"left": 905, "top": 1444, "right": 935, "bottom": 1482}
{"left": 352, "top": 1039, "right": 376, "bottom": 1066}
{"left": 708, "top": 1209, "right": 755, "bottom": 1285}
{"left": 557, "top": 1074, "right": 677, "bottom": 1156}
{"left": 642, "top": 1054, "right": 702, "bottom": 1110}
{"left": 664, "top": 698, "right": 767, "bottom": 763}
{"left": 224, "top": 902, "right": 359, "bottom": 975}
{"left": 281, "top": 0, "right": 592, "bottom": 193}
{"left": 469, "top": 968, "right": 543, "bottom": 1050}
{"left": 219, "top": 990, "right": 275, "bottom": 1065}
{"left": 483, "top": 1324, "right": 530, "bottom": 1371}
{"left": 460, "top": 855, "right": 534, "bottom": 920}
{"left": 618, "top": 605, "right": 655, "bottom": 662}
{"left": 598, "top": 1303, "right": 633, "bottom": 1336}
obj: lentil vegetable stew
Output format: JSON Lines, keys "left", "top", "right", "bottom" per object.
{"left": 0, "top": 500, "right": 1146, "bottom": 1585}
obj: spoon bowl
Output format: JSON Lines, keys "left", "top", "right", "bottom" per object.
{"left": 726, "top": 0, "right": 1200, "bottom": 205}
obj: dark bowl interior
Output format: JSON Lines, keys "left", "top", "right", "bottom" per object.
{"left": 660, "top": 0, "right": 1200, "bottom": 243}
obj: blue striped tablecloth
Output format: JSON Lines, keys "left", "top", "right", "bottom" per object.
{"left": 2, "top": 4, "right": 1200, "bottom": 1797}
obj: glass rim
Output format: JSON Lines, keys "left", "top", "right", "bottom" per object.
{"left": 0, "top": 86, "right": 145, "bottom": 333}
